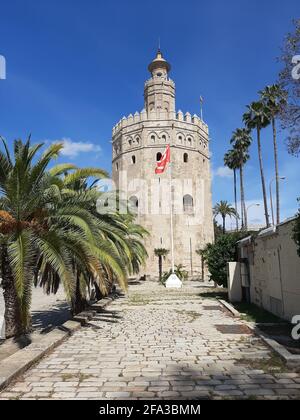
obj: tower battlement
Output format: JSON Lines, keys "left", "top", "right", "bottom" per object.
{"left": 112, "top": 110, "right": 208, "bottom": 135}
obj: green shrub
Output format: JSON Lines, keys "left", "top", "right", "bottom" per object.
{"left": 201, "top": 232, "right": 248, "bottom": 287}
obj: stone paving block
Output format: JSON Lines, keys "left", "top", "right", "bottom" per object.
{"left": 244, "top": 388, "right": 275, "bottom": 396}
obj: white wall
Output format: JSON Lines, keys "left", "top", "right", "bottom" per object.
{"left": 230, "top": 218, "right": 300, "bottom": 321}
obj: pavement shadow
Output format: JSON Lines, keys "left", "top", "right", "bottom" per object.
{"left": 198, "top": 290, "right": 228, "bottom": 300}
{"left": 32, "top": 301, "right": 71, "bottom": 331}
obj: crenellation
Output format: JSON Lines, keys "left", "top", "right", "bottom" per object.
{"left": 176, "top": 110, "right": 183, "bottom": 121}
{"left": 140, "top": 109, "right": 147, "bottom": 121}
{"left": 184, "top": 112, "right": 191, "bottom": 123}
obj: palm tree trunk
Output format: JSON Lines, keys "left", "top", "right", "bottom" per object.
{"left": 222, "top": 216, "right": 226, "bottom": 234}
{"left": 272, "top": 118, "right": 280, "bottom": 225}
{"left": 158, "top": 256, "right": 162, "bottom": 282}
{"left": 94, "top": 283, "right": 103, "bottom": 301}
{"left": 72, "top": 275, "right": 87, "bottom": 315}
{"left": 233, "top": 169, "right": 238, "bottom": 231}
{"left": 239, "top": 169, "right": 244, "bottom": 229}
{"left": 240, "top": 164, "right": 247, "bottom": 230}
{"left": 1, "top": 246, "right": 23, "bottom": 338}
{"left": 257, "top": 126, "right": 270, "bottom": 227}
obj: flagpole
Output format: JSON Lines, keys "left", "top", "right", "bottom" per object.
{"left": 200, "top": 96, "right": 203, "bottom": 121}
{"left": 169, "top": 148, "right": 175, "bottom": 274}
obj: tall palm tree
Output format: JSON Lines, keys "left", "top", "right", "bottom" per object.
{"left": 154, "top": 248, "right": 169, "bottom": 282}
{"left": 259, "top": 85, "right": 287, "bottom": 225}
{"left": 224, "top": 149, "right": 240, "bottom": 231}
{"left": 243, "top": 101, "right": 271, "bottom": 227}
{"left": 230, "top": 128, "right": 251, "bottom": 231}
{"left": 213, "top": 201, "right": 238, "bottom": 234}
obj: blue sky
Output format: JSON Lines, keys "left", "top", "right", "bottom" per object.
{"left": 0, "top": 0, "right": 299, "bottom": 226}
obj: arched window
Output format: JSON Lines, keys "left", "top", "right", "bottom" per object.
{"left": 151, "top": 135, "right": 156, "bottom": 143}
{"left": 156, "top": 152, "right": 162, "bottom": 162}
{"left": 132, "top": 155, "right": 136, "bottom": 164}
{"left": 187, "top": 137, "right": 192, "bottom": 144}
{"left": 183, "top": 195, "right": 194, "bottom": 214}
{"left": 183, "top": 153, "right": 188, "bottom": 163}
{"left": 162, "top": 134, "right": 167, "bottom": 142}
{"left": 116, "top": 162, "right": 119, "bottom": 171}
{"left": 129, "top": 196, "right": 139, "bottom": 214}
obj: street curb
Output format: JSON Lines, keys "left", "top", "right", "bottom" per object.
{"left": 248, "top": 324, "right": 300, "bottom": 368}
{"left": 218, "top": 299, "right": 241, "bottom": 318}
{"left": 218, "top": 299, "right": 300, "bottom": 368}
{"left": 0, "top": 296, "right": 116, "bottom": 392}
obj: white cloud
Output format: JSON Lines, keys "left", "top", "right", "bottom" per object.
{"left": 214, "top": 166, "right": 233, "bottom": 179}
{"left": 52, "top": 138, "right": 101, "bottom": 158}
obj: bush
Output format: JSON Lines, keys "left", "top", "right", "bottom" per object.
{"left": 201, "top": 232, "right": 248, "bottom": 287}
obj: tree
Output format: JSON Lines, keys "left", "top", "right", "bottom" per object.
{"left": 224, "top": 149, "right": 240, "bottom": 231}
{"left": 0, "top": 138, "right": 148, "bottom": 338}
{"left": 154, "top": 248, "right": 169, "bottom": 282}
{"left": 230, "top": 128, "right": 251, "bottom": 230}
{"left": 201, "top": 232, "right": 247, "bottom": 287}
{"left": 260, "top": 85, "right": 288, "bottom": 225}
{"left": 36, "top": 172, "right": 148, "bottom": 315}
{"left": 278, "top": 19, "right": 300, "bottom": 156}
{"left": 0, "top": 139, "right": 80, "bottom": 336}
{"left": 293, "top": 199, "right": 300, "bottom": 257}
{"left": 213, "top": 201, "right": 238, "bottom": 234}
{"left": 243, "top": 102, "right": 271, "bottom": 227}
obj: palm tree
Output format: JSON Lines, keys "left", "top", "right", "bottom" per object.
{"left": 243, "top": 101, "right": 271, "bottom": 227}
{"left": 37, "top": 170, "right": 148, "bottom": 314}
{"left": 230, "top": 128, "right": 251, "bottom": 230}
{"left": 0, "top": 139, "right": 143, "bottom": 337}
{"left": 259, "top": 85, "right": 287, "bottom": 225}
{"left": 213, "top": 201, "right": 238, "bottom": 234}
{"left": 0, "top": 139, "right": 68, "bottom": 337}
{"left": 224, "top": 149, "right": 240, "bottom": 231}
{"left": 154, "top": 248, "right": 169, "bottom": 282}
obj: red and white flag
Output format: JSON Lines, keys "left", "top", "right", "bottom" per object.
{"left": 155, "top": 144, "right": 170, "bottom": 174}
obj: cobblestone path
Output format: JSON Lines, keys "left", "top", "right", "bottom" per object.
{"left": 1, "top": 282, "right": 300, "bottom": 400}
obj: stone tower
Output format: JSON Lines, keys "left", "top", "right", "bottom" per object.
{"left": 112, "top": 50, "right": 214, "bottom": 280}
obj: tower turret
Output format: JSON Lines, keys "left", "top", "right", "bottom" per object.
{"left": 144, "top": 50, "right": 175, "bottom": 114}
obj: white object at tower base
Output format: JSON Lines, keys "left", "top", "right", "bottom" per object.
{"left": 166, "top": 274, "right": 183, "bottom": 289}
